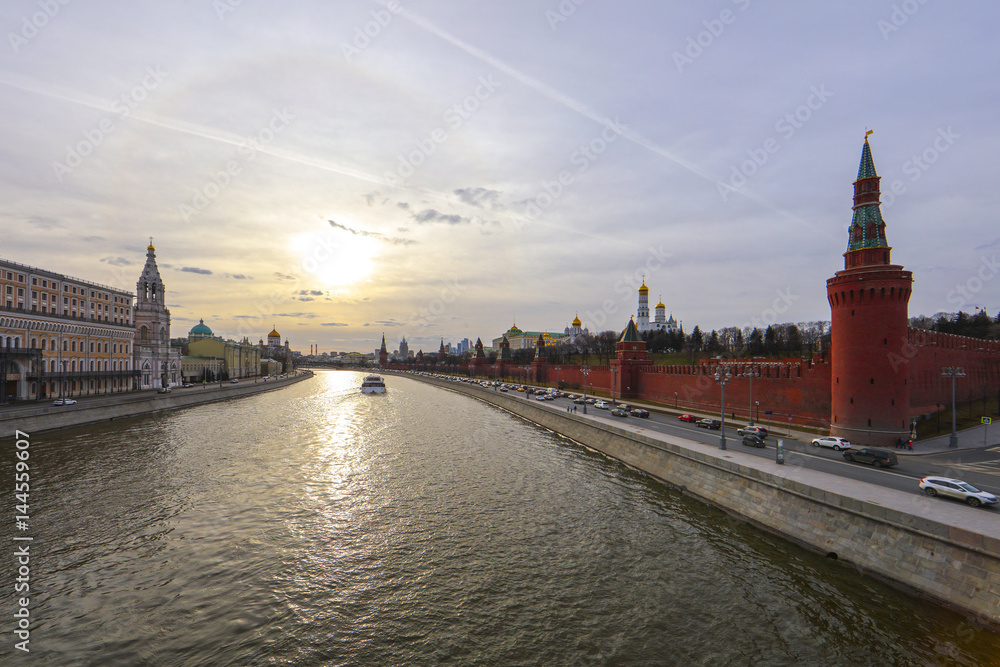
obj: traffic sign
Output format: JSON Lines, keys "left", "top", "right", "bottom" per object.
{"left": 983, "top": 417, "right": 993, "bottom": 425}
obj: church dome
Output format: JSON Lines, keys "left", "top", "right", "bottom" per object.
{"left": 506, "top": 324, "right": 523, "bottom": 336}
{"left": 638, "top": 280, "right": 648, "bottom": 294}
{"left": 656, "top": 296, "right": 665, "bottom": 309}
{"left": 571, "top": 314, "right": 582, "bottom": 327}
{"left": 189, "top": 319, "right": 213, "bottom": 337}
{"left": 268, "top": 327, "right": 281, "bottom": 338}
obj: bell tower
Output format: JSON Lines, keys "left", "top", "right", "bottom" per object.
{"left": 827, "top": 134, "right": 913, "bottom": 446}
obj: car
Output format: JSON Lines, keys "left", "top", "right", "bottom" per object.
{"left": 594, "top": 401, "right": 611, "bottom": 409}
{"left": 697, "top": 418, "right": 722, "bottom": 430}
{"left": 230, "top": 379, "right": 239, "bottom": 384}
{"left": 585, "top": 398, "right": 596, "bottom": 404}
{"left": 500, "top": 387, "right": 508, "bottom": 392}
{"left": 611, "top": 407, "right": 629, "bottom": 417}
{"left": 573, "top": 397, "right": 587, "bottom": 404}
{"left": 630, "top": 408, "right": 650, "bottom": 418}
{"left": 678, "top": 414, "right": 697, "bottom": 422}
{"left": 52, "top": 398, "right": 77, "bottom": 405}
{"left": 534, "top": 394, "right": 547, "bottom": 401}
{"left": 737, "top": 425, "right": 768, "bottom": 438}
{"left": 811, "top": 436, "right": 851, "bottom": 451}
{"left": 741, "top": 434, "right": 766, "bottom": 448}
{"left": 919, "top": 477, "right": 998, "bottom": 508}
{"left": 843, "top": 447, "right": 898, "bottom": 468}
{"left": 182, "top": 383, "right": 193, "bottom": 388}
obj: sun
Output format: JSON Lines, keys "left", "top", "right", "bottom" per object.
{"left": 290, "top": 231, "right": 378, "bottom": 288}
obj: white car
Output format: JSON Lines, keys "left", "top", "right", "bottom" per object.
{"left": 52, "top": 398, "right": 77, "bottom": 405}
{"left": 594, "top": 401, "right": 611, "bottom": 409}
{"left": 919, "top": 477, "right": 998, "bottom": 508}
{"left": 811, "top": 436, "right": 852, "bottom": 451}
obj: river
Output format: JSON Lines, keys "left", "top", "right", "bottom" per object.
{"left": 2, "top": 370, "right": 998, "bottom": 665}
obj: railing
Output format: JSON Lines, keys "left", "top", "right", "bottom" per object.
{"left": 0, "top": 303, "right": 132, "bottom": 328}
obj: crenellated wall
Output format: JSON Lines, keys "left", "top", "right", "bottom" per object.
{"left": 904, "top": 328, "right": 1000, "bottom": 415}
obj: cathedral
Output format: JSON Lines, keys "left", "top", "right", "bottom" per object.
{"left": 636, "top": 279, "right": 678, "bottom": 334}
{"left": 133, "top": 239, "right": 181, "bottom": 389}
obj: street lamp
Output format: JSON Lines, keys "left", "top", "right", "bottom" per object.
{"left": 714, "top": 358, "right": 732, "bottom": 450}
{"left": 674, "top": 391, "right": 678, "bottom": 408}
{"left": 942, "top": 366, "right": 966, "bottom": 448}
{"left": 581, "top": 365, "right": 590, "bottom": 415}
{"left": 755, "top": 400, "right": 760, "bottom": 424}
{"left": 743, "top": 363, "right": 760, "bottom": 425}
{"left": 611, "top": 365, "right": 617, "bottom": 405}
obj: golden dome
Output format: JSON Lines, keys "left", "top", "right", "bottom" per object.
{"left": 656, "top": 295, "right": 665, "bottom": 309}
{"left": 571, "top": 314, "right": 582, "bottom": 327}
{"left": 638, "top": 279, "right": 648, "bottom": 293}
{"left": 268, "top": 327, "right": 280, "bottom": 338}
{"left": 147, "top": 236, "right": 155, "bottom": 251}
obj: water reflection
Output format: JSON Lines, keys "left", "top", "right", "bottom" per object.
{"left": 2, "top": 369, "right": 997, "bottom": 666}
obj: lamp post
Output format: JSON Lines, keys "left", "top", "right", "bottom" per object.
{"left": 740, "top": 362, "right": 760, "bottom": 425}
{"left": 674, "top": 391, "right": 678, "bottom": 408}
{"left": 714, "top": 358, "right": 732, "bottom": 450}
{"left": 755, "top": 400, "right": 760, "bottom": 424}
{"left": 581, "top": 365, "right": 590, "bottom": 415}
{"left": 611, "top": 365, "right": 617, "bottom": 405}
{"left": 942, "top": 367, "right": 965, "bottom": 448}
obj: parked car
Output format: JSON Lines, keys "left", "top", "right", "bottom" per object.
{"left": 52, "top": 398, "right": 77, "bottom": 405}
{"left": 741, "top": 434, "right": 766, "bottom": 448}
{"left": 230, "top": 379, "right": 239, "bottom": 384}
{"left": 630, "top": 408, "right": 650, "bottom": 418}
{"left": 678, "top": 414, "right": 697, "bottom": 422}
{"left": 811, "top": 436, "right": 851, "bottom": 451}
{"left": 594, "top": 401, "right": 611, "bottom": 409}
{"left": 737, "top": 425, "right": 768, "bottom": 438}
{"left": 843, "top": 447, "right": 898, "bottom": 468}
{"left": 611, "top": 407, "right": 629, "bottom": 417}
{"left": 919, "top": 477, "right": 998, "bottom": 508}
{"left": 585, "top": 398, "right": 596, "bottom": 404}
{"left": 573, "top": 397, "right": 587, "bottom": 404}
{"left": 697, "top": 418, "right": 722, "bottom": 430}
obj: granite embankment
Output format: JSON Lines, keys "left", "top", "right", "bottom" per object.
{"left": 0, "top": 372, "right": 311, "bottom": 437}
{"left": 407, "top": 373, "right": 1000, "bottom": 627}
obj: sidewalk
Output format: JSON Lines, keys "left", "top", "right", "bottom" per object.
{"left": 904, "top": 421, "right": 999, "bottom": 456}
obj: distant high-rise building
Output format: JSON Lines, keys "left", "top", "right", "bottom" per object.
{"left": 398, "top": 336, "right": 409, "bottom": 359}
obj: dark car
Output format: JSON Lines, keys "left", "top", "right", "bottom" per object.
{"left": 697, "top": 418, "right": 721, "bottom": 430}
{"left": 630, "top": 408, "right": 650, "bottom": 418}
{"left": 741, "top": 434, "right": 766, "bottom": 448}
{"left": 843, "top": 447, "right": 898, "bottom": 468}
{"left": 611, "top": 407, "right": 629, "bottom": 417}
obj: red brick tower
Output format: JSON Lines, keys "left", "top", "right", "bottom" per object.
{"left": 612, "top": 317, "right": 648, "bottom": 399}
{"left": 379, "top": 333, "right": 388, "bottom": 367}
{"left": 827, "top": 134, "right": 913, "bottom": 446}
{"left": 530, "top": 333, "right": 547, "bottom": 383}
{"left": 468, "top": 337, "right": 487, "bottom": 376}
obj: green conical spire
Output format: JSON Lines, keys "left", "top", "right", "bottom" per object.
{"left": 620, "top": 317, "right": 642, "bottom": 343}
{"left": 857, "top": 135, "right": 878, "bottom": 180}
{"left": 499, "top": 335, "right": 512, "bottom": 360}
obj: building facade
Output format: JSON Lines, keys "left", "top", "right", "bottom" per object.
{"left": 1, "top": 258, "right": 137, "bottom": 401}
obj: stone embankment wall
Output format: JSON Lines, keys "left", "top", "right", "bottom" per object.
{"left": 409, "top": 374, "right": 1000, "bottom": 627}
{"left": 0, "top": 373, "right": 311, "bottom": 438}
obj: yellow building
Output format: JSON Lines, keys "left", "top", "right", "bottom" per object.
{"left": 1, "top": 258, "right": 136, "bottom": 401}
{"left": 186, "top": 320, "right": 261, "bottom": 380}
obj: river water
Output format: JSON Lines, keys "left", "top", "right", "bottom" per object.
{"left": 3, "top": 370, "right": 998, "bottom": 665}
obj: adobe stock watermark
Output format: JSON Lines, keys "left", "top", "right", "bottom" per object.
{"left": 340, "top": 0, "right": 407, "bottom": 62}
{"left": 718, "top": 85, "right": 832, "bottom": 202}
{"left": 582, "top": 245, "right": 670, "bottom": 330}
{"left": 178, "top": 108, "right": 293, "bottom": 221}
{"left": 408, "top": 278, "right": 465, "bottom": 328}
{"left": 384, "top": 75, "right": 501, "bottom": 188}
{"left": 546, "top": 0, "right": 587, "bottom": 31}
{"left": 739, "top": 288, "right": 799, "bottom": 331}
{"left": 877, "top": 0, "right": 931, "bottom": 41}
{"left": 945, "top": 254, "right": 999, "bottom": 310}
{"left": 7, "top": 0, "right": 71, "bottom": 53}
{"left": 881, "top": 127, "right": 959, "bottom": 210}
{"left": 513, "top": 117, "right": 627, "bottom": 229}
{"left": 51, "top": 65, "right": 168, "bottom": 182}
{"left": 672, "top": 0, "right": 751, "bottom": 73}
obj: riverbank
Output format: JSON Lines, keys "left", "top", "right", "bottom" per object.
{"left": 402, "top": 372, "right": 1000, "bottom": 628}
{"left": 0, "top": 371, "right": 312, "bottom": 438}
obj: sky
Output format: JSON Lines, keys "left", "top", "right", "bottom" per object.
{"left": 1, "top": 1, "right": 998, "bottom": 354}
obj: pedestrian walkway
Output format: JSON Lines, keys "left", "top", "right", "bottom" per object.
{"left": 905, "top": 421, "right": 999, "bottom": 455}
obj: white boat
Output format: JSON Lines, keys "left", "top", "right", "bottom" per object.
{"left": 361, "top": 374, "right": 386, "bottom": 393}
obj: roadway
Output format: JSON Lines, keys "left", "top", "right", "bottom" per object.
{"left": 462, "top": 379, "right": 1000, "bottom": 504}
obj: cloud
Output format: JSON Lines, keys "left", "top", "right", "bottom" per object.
{"left": 274, "top": 272, "right": 296, "bottom": 280}
{"left": 100, "top": 256, "right": 132, "bottom": 266}
{"left": 297, "top": 297, "right": 314, "bottom": 301}
{"left": 179, "top": 266, "right": 213, "bottom": 275}
{"left": 25, "top": 216, "right": 64, "bottom": 230}
{"left": 321, "top": 322, "right": 349, "bottom": 326}
{"left": 296, "top": 289, "right": 325, "bottom": 296}
{"left": 225, "top": 273, "right": 251, "bottom": 280}
{"left": 275, "top": 312, "right": 318, "bottom": 318}
{"left": 396, "top": 202, "right": 410, "bottom": 210}
{"left": 454, "top": 187, "right": 503, "bottom": 210}
{"left": 82, "top": 236, "right": 105, "bottom": 242}
{"left": 374, "top": 320, "right": 404, "bottom": 327}
{"left": 328, "top": 219, "right": 416, "bottom": 246}
{"left": 412, "top": 209, "right": 469, "bottom": 225}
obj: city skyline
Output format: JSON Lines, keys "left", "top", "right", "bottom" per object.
{"left": 1, "top": 2, "right": 998, "bottom": 352}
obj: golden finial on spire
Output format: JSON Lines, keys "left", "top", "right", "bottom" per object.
{"left": 147, "top": 236, "right": 155, "bottom": 251}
